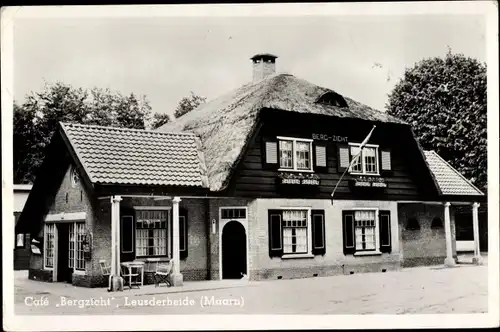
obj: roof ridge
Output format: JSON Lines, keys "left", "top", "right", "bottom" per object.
{"left": 60, "top": 122, "right": 198, "bottom": 137}
{"left": 426, "top": 150, "right": 484, "bottom": 195}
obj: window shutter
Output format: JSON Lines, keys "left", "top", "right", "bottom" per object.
{"left": 121, "top": 215, "right": 134, "bottom": 253}
{"left": 262, "top": 139, "right": 278, "bottom": 168}
{"left": 313, "top": 144, "right": 327, "bottom": 172}
{"left": 311, "top": 210, "right": 326, "bottom": 255}
{"left": 268, "top": 210, "right": 283, "bottom": 257}
{"left": 342, "top": 210, "right": 355, "bottom": 255}
{"left": 179, "top": 209, "right": 188, "bottom": 260}
{"left": 380, "top": 149, "right": 392, "bottom": 173}
{"left": 337, "top": 144, "right": 350, "bottom": 173}
{"left": 379, "top": 210, "right": 392, "bottom": 253}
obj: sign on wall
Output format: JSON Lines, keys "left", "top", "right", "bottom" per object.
{"left": 312, "top": 133, "right": 349, "bottom": 143}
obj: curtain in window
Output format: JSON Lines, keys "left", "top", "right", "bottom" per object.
{"left": 136, "top": 210, "right": 168, "bottom": 257}
{"left": 136, "top": 229, "right": 148, "bottom": 256}
{"left": 282, "top": 210, "right": 308, "bottom": 254}
{"left": 279, "top": 140, "right": 293, "bottom": 168}
{"left": 364, "top": 147, "right": 377, "bottom": 173}
{"left": 350, "top": 146, "right": 362, "bottom": 172}
{"left": 296, "top": 142, "right": 310, "bottom": 169}
{"left": 354, "top": 210, "right": 376, "bottom": 250}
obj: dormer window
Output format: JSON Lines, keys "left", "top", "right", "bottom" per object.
{"left": 278, "top": 137, "right": 313, "bottom": 172}
{"left": 316, "top": 91, "right": 348, "bottom": 108}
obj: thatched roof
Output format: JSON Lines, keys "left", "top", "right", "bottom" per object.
{"left": 157, "top": 73, "right": 406, "bottom": 191}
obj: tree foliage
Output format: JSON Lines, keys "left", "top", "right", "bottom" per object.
{"left": 386, "top": 52, "right": 487, "bottom": 191}
{"left": 150, "top": 112, "right": 171, "bottom": 130}
{"left": 173, "top": 91, "right": 207, "bottom": 118}
{"left": 14, "top": 82, "right": 155, "bottom": 184}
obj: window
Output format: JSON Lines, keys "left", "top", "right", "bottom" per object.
{"left": 431, "top": 217, "right": 443, "bottom": 229}
{"left": 136, "top": 210, "right": 168, "bottom": 257}
{"left": 354, "top": 210, "right": 376, "bottom": 251}
{"left": 221, "top": 208, "right": 246, "bottom": 220}
{"left": 316, "top": 91, "right": 348, "bottom": 107}
{"left": 283, "top": 210, "right": 308, "bottom": 254}
{"left": 68, "top": 222, "right": 86, "bottom": 271}
{"left": 349, "top": 143, "right": 379, "bottom": 175}
{"left": 343, "top": 209, "right": 392, "bottom": 255}
{"left": 269, "top": 209, "right": 326, "bottom": 257}
{"left": 44, "top": 224, "right": 55, "bottom": 268}
{"left": 16, "top": 234, "right": 25, "bottom": 248}
{"left": 279, "top": 140, "right": 293, "bottom": 169}
{"left": 69, "top": 225, "right": 75, "bottom": 268}
{"left": 75, "top": 223, "right": 85, "bottom": 270}
{"left": 278, "top": 137, "right": 313, "bottom": 171}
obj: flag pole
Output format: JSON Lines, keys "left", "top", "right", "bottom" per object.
{"left": 330, "top": 125, "right": 376, "bottom": 205}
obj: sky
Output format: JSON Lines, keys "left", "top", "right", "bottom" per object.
{"left": 13, "top": 12, "right": 486, "bottom": 117}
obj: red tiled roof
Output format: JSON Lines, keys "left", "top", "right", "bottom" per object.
{"left": 61, "top": 123, "right": 209, "bottom": 188}
{"left": 423, "top": 150, "right": 484, "bottom": 196}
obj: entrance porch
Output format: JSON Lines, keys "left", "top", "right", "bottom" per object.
{"left": 398, "top": 201, "right": 484, "bottom": 268}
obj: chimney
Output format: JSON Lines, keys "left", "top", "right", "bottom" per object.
{"left": 251, "top": 53, "right": 278, "bottom": 82}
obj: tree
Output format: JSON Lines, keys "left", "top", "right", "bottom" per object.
{"left": 173, "top": 91, "right": 207, "bottom": 118}
{"left": 386, "top": 52, "right": 487, "bottom": 192}
{"left": 13, "top": 82, "right": 154, "bottom": 184}
{"left": 150, "top": 112, "right": 171, "bottom": 130}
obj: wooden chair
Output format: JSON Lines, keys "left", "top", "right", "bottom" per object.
{"left": 99, "top": 260, "right": 112, "bottom": 291}
{"left": 121, "top": 264, "right": 140, "bottom": 289}
{"left": 154, "top": 261, "right": 173, "bottom": 287}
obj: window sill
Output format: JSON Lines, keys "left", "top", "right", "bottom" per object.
{"left": 281, "top": 253, "right": 315, "bottom": 259}
{"left": 134, "top": 257, "right": 171, "bottom": 262}
{"left": 278, "top": 169, "right": 315, "bottom": 173}
{"left": 353, "top": 251, "right": 382, "bottom": 257}
{"left": 349, "top": 172, "right": 381, "bottom": 176}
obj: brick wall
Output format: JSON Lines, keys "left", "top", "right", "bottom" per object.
{"left": 90, "top": 197, "right": 210, "bottom": 285}
{"left": 398, "top": 203, "right": 457, "bottom": 267}
{"left": 249, "top": 199, "right": 401, "bottom": 281}
{"left": 29, "top": 164, "right": 95, "bottom": 285}
{"left": 178, "top": 198, "right": 208, "bottom": 280}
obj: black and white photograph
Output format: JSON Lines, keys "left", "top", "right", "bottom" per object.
{"left": 2, "top": 2, "right": 498, "bottom": 331}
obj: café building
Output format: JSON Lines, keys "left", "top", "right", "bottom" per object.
{"left": 16, "top": 54, "right": 485, "bottom": 288}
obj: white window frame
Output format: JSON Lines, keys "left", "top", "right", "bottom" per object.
{"left": 277, "top": 136, "right": 314, "bottom": 172}
{"left": 347, "top": 207, "right": 382, "bottom": 256}
{"left": 220, "top": 207, "right": 247, "bottom": 220}
{"left": 73, "top": 222, "right": 86, "bottom": 272}
{"left": 278, "top": 207, "right": 313, "bottom": 258}
{"left": 43, "top": 223, "right": 56, "bottom": 270}
{"left": 348, "top": 143, "right": 380, "bottom": 176}
{"left": 66, "top": 222, "right": 86, "bottom": 274}
{"left": 134, "top": 207, "right": 170, "bottom": 258}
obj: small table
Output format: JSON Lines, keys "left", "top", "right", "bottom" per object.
{"left": 121, "top": 261, "right": 145, "bottom": 287}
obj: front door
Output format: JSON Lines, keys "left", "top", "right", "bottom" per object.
{"left": 221, "top": 221, "right": 247, "bottom": 279}
{"left": 56, "top": 224, "right": 72, "bottom": 283}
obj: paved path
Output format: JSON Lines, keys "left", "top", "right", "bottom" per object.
{"left": 13, "top": 263, "right": 488, "bottom": 315}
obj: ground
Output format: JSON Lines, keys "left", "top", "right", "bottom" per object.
{"left": 13, "top": 260, "right": 488, "bottom": 315}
